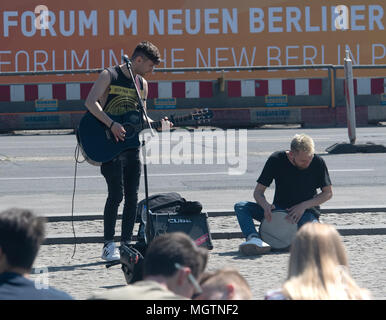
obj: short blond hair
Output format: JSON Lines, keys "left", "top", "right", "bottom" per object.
{"left": 199, "top": 268, "right": 252, "bottom": 300}
{"left": 290, "top": 134, "right": 315, "bottom": 154}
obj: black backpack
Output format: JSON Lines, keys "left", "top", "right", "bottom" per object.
{"left": 136, "top": 192, "right": 187, "bottom": 220}
{"left": 136, "top": 192, "right": 203, "bottom": 243}
{"left": 125, "top": 193, "right": 202, "bottom": 284}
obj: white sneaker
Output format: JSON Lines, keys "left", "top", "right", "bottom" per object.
{"left": 101, "top": 242, "right": 120, "bottom": 261}
{"left": 239, "top": 236, "right": 271, "bottom": 256}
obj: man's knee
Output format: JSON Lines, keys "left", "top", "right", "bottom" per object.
{"left": 108, "top": 193, "right": 123, "bottom": 204}
{"left": 234, "top": 201, "right": 249, "bottom": 214}
{"left": 124, "top": 194, "right": 138, "bottom": 206}
{"left": 298, "top": 211, "right": 319, "bottom": 229}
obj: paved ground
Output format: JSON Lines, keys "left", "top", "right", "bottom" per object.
{"left": 2, "top": 127, "right": 385, "bottom": 300}
{"left": 2, "top": 126, "right": 386, "bottom": 214}
{"left": 30, "top": 212, "right": 386, "bottom": 300}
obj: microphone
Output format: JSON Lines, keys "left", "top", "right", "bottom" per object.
{"left": 122, "top": 54, "right": 131, "bottom": 66}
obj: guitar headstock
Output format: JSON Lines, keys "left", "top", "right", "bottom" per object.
{"left": 191, "top": 108, "right": 213, "bottom": 124}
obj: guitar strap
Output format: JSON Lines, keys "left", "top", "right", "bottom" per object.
{"left": 135, "top": 75, "right": 144, "bottom": 101}
{"left": 134, "top": 75, "right": 154, "bottom": 132}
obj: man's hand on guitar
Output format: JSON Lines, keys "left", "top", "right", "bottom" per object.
{"left": 160, "top": 117, "right": 173, "bottom": 131}
{"left": 110, "top": 122, "right": 126, "bottom": 142}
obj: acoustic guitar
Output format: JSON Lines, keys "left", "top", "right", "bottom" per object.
{"left": 76, "top": 108, "right": 213, "bottom": 165}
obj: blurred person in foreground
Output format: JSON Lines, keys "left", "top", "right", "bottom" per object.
{"left": 89, "top": 232, "right": 208, "bottom": 300}
{"left": 193, "top": 268, "right": 252, "bottom": 300}
{"left": 0, "top": 208, "right": 73, "bottom": 300}
{"left": 265, "top": 223, "right": 371, "bottom": 300}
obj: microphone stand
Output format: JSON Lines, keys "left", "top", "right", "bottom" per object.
{"left": 123, "top": 55, "right": 154, "bottom": 245}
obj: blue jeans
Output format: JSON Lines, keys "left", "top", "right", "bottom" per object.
{"left": 234, "top": 201, "right": 319, "bottom": 239}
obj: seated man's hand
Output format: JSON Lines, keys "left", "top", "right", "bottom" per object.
{"left": 286, "top": 203, "right": 306, "bottom": 224}
{"left": 263, "top": 204, "right": 275, "bottom": 222}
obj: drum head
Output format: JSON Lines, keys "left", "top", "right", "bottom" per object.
{"left": 259, "top": 210, "right": 298, "bottom": 250}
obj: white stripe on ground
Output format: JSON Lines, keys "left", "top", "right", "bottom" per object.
{"left": 0, "top": 169, "right": 374, "bottom": 181}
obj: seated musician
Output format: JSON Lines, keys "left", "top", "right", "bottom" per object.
{"left": 234, "top": 133, "right": 333, "bottom": 256}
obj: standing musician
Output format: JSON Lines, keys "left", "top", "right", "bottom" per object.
{"left": 84, "top": 41, "right": 172, "bottom": 261}
{"left": 234, "top": 134, "right": 333, "bottom": 256}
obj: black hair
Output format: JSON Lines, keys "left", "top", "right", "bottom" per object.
{"left": 143, "top": 232, "right": 208, "bottom": 278}
{"left": 0, "top": 208, "right": 46, "bottom": 270}
{"left": 131, "top": 41, "right": 161, "bottom": 65}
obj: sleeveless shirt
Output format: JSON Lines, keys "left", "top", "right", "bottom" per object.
{"left": 103, "top": 65, "right": 144, "bottom": 115}
{"left": 102, "top": 65, "right": 145, "bottom": 151}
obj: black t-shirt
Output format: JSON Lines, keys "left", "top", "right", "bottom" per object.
{"left": 257, "top": 151, "right": 331, "bottom": 209}
{"left": 0, "top": 272, "right": 73, "bottom": 300}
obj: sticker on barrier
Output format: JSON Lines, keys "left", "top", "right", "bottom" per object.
{"left": 265, "top": 95, "right": 288, "bottom": 107}
{"left": 35, "top": 99, "right": 58, "bottom": 112}
{"left": 251, "top": 108, "right": 301, "bottom": 124}
{"left": 154, "top": 98, "right": 177, "bottom": 109}
{"left": 381, "top": 93, "right": 386, "bottom": 105}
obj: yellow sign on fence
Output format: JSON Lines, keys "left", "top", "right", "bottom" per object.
{"left": 34, "top": 99, "right": 58, "bottom": 112}
{"left": 265, "top": 95, "right": 288, "bottom": 107}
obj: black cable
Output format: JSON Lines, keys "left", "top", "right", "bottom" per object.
{"left": 71, "top": 143, "right": 86, "bottom": 259}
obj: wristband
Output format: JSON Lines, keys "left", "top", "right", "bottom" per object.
{"left": 109, "top": 121, "right": 115, "bottom": 129}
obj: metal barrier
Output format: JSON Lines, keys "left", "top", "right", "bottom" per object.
{"left": 0, "top": 64, "right": 385, "bottom": 131}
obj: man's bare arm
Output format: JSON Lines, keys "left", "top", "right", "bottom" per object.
{"left": 287, "top": 185, "right": 333, "bottom": 223}
{"left": 84, "top": 70, "right": 114, "bottom": 127}
{"left": 253, "top": 183, "right": 275, "bottom": 222}
{"left": 301, "top": 185, "right": 333, "bottom": 209}
{"left": 84, "top": 70, "right": 126, "bottom": 141}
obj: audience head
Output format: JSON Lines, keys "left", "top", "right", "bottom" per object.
{"left": 143, "top": 232, "right": 208, "bottom": 298}
{"left": 282, "top": 223, "right": 371, "bottom": 299}
{"left": 0, "top": 208, "right": 46, "bottom": 274}
{"left": 194, "top": 268, "right": 252, "bottom": 300}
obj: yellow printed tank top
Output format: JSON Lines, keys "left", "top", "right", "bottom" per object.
{"left": 103, "top": 65, "right": 144, "bottom": 115}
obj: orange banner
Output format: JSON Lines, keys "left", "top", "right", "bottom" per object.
{"left": 1, "top": 0, "right": 385, "bottom": 84}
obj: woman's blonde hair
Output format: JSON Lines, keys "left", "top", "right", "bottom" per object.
{"left": 290, "top": 134, "right": 315, "bottom": 155}
{"left": 282, "top": 223, "right": 371, "bottom": 300}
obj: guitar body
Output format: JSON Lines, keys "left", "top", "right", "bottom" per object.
{"left": 77, "top": 111, "right": 141, "bottom": 164}
{"left": 77, "top": 108, "right": 213, "bottom": 165}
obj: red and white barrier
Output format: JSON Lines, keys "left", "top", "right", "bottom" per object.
{"left": 0, "top": 78, "right": 384, "bottom": 103}
{"left": 0, "top": 83, "right": 93, "bottom": 102}
{"left": 0, "top": 79, "right": 326, "bottom": 102}
{"left": 344, "top": 78, "right": 386, "bottom": 95}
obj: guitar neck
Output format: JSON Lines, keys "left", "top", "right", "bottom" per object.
{"left": 151, "top": 114, "right": 194, "bottom": 129}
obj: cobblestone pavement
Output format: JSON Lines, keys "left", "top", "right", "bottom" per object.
{"left": 30, "top": 212, "right": 386, "bottom": 300}
{"left": 43, "top": 212, "right": 386, "bottom": 237}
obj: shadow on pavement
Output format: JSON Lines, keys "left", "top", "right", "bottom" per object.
{"left": 31, "top": 260, "right": 109, "bottom": 273}
{"left": 216, "top": 249, "right": 289, "bottom": 260}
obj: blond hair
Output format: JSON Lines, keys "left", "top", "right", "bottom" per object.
{"left": 199, "top": 268, "right": 252, "bottom": 300}
{"left": 282, "top": 223, "right": 371, "bottom": 300}
{"left": 290, "top": 134, "right": 315, "bottom": 154}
